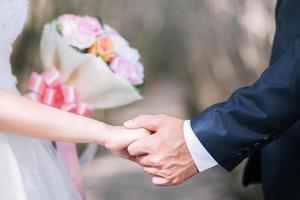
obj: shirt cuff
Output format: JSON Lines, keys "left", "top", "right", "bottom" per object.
{"left": 183, "top": 120, "right": 218, "bottom": 172}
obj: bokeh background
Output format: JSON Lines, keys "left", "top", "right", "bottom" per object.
{"left": 12, "top": 0, "right": 277, "bottom": 199}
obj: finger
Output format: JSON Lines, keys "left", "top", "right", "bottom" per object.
{"left": 113, "top": 149, "right": 132, "bottom": 160}
{"left": 124, "top": 115, "right": 164, "bottom": 131}
{"left": 116, "top": 128, "right": 150, "bottom": 149}
{"left": 136, "top": 155, "right": 154, "bottom": 166}
{"left": 127, "top": 137, "right": 150, "bottom": 156}
{"left": 123, "top": 130, "right": 146, "bottom": 145}
{"left": 152, "top": 176, "right": 170, "bottom": 186}
{"left": 143, "top": 167, "right": 162, "bottom": 176}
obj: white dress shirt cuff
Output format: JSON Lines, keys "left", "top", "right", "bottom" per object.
{"left": 183, "top": 120, "right": 218, "bottom": 172}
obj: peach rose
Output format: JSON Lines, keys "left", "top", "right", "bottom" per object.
{"left": 89, "top": 36, "right": 116, "bottom": 62}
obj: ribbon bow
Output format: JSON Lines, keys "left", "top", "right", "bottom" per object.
{"left": 25, "top": 67, "right": 92, "bottom": 117}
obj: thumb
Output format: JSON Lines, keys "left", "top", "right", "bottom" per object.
{"left": 124, "top": 115, "right": 161, "bottom": 131}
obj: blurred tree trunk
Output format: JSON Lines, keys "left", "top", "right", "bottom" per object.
{"left": 183, "top": 0, "right": 276, "bottom": 110}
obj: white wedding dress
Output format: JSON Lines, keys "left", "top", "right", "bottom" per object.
{"left": 0, "top": 1, "right": 81, "bottom": 199}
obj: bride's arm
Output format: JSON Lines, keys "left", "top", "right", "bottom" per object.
{"left": 0, "top": 89, "right": 148, "bottom": 148}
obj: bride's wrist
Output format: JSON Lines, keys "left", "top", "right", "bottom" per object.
{"left": 90, "top": 122, "right": 110, "bottom": 145}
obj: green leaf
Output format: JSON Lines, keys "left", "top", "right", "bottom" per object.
{"left": 134, "top": 82, "right": 145, "bottom": 90}
{"left": 96, "top": 16, "right": 105, "bottom": 29}
{"left": 55, "top": 20, "right": 63, "bottom": 35}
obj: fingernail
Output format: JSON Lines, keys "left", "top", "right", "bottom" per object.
{"left": 124, "top": 120, "right": 134, "bottom": 127}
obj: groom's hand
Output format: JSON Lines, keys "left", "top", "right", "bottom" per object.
{"left": 124, "top": 115, "right": 198, "bottom": 186}
{"left": 103, "top": 126, "right": 150, "bottom": 160}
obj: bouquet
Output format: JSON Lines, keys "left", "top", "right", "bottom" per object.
{"left": 40, "top": 14, "right": 144, "bottom": 109}
{"left": 26, "top": 14, "right": 145, "bottom": 200}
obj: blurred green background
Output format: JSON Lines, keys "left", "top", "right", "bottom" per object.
{"left": 12, "top": 0, "right": 277, "bottom": 199}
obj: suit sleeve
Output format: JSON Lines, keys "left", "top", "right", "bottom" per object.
{"left": 190, "top": 36, "right": 300, "bottom": 171}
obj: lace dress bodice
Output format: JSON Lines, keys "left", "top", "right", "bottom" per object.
{"left": 0, "top": 0, "right": 28, "bottom": 92}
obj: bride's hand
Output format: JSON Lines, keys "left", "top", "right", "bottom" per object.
{"left": 103, "top": 126, "right": 150, "bottom": 159}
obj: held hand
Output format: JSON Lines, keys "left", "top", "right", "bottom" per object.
{"left": 124, "top": 115, "right": 198, "bottom": 186}
{"left": 103, "top": 126, "right": 150, "bottom": 159}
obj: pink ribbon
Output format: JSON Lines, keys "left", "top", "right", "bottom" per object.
{"left": 25, "top": 67, "right": 92, "bottom": 200}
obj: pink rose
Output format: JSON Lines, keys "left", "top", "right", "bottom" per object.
{"left": 106, "top": 30, "right": 144, "bottom": 85}
{"left": 78, "top": 16, "right": 102, "bottom": 36}
{"left": 110, "top": 35, "right": 141, "bottom": 63}
{"left": 103, "top": 24, "right": 120, "bottom": 36}
{"left": 58, "top": 14, "right": 102, "bottom": 49}
{"left": 110, "top": 57, "right": 144, "bottom": 85}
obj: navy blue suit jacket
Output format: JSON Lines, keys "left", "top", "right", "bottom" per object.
{"left": 191, "top": 0, "right": 300, "bottom": 199}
